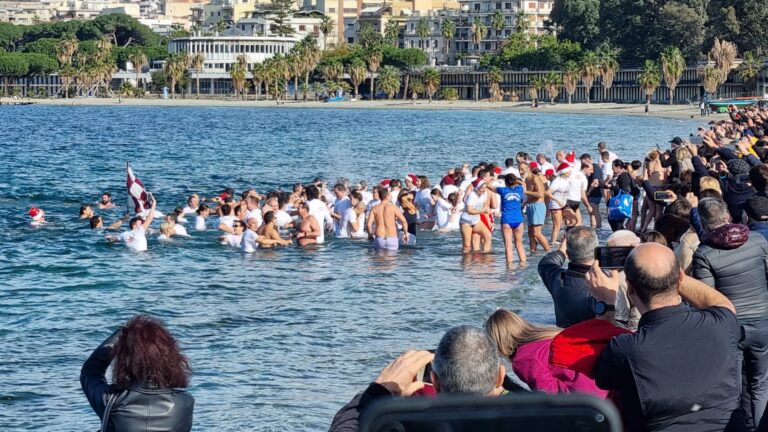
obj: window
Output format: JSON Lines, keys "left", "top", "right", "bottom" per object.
{"left": 496, "top": 3, "right": 501, "bottom": 8}
{"left": 484, "top": 42, "right": 491, "bottom": 50}
{"left": 528, "top": 2, "right": 535, "bottom": 8}
{"left": 209, "top": 11, "right": 213, "bottom": 16}
{"left": 347, "top": 37, "right": 354, "bottom": 43}
{"left": 299, "top": 25, "right": 305, "bottom": 31}
{"left": 473, "top": 3, "right": 480, "bottom": 10}
{"left": 329, "top": 7, "right": 335, "bottom": 12}
{"left": 504, "top": 2, "right": 511, "bottom": 8}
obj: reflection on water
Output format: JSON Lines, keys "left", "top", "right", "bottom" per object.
{"left": 0, "top": 106, "right": 702, "bottom": 430}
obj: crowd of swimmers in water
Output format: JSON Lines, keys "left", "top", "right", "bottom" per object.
{"left": 65, "top": 103, "right": 768, "bottom": 431}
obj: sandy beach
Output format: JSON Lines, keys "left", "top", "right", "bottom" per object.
{"left": 6, "top": 96, "right": 725, "bottom": 121}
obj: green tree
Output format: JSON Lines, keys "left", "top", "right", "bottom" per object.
{"left": 491, "top": 11, "right": 506, "bottom": 45}
{"left": 441, "top": 19, "right": 456, "bottom": 61}
{"left": 252, "top": 63, "right": 267, "bottom": 100}
{"left": 543, "top": 71, "right": 562, "bottom": 104}
{"left": 488, "top": 66, "right": 503, "bottom": 102}
{"left": 514, "top": 11, "right": 530, "bottom": 34}
{"left": 528, "top": 77, "right": 541, "bottom": 107}
{"left": 270, "top": 0, "right": 295, "bottom": 37}
{"left": 660, "top": 46, "right": 685, "bottom": 104}
{"left": 230, "top": 62, "right": 247, "bottom": 99}
{"left": 0, "top": 23, "right": 24, "bottom": 51}
{"left": 164, "top": 53, "right": 189, "bottom": 98}
{"left": 189, "top": 52, "right": 204, "bottom": 97}
{"left": 548, "top": 0, "right": 600, "bottom": 48}
{"left": 701, "top": 66, "right": 722, "bottom": 95}
{"left": 320, "top": 15, "right": 334, "bottom": 49}
{"left": 128, "top": 49, "right": 148, "bottom": 93}
{"left": 440, "top": 87, "right": 458, "bottom": 101}
{"left": 471, "top": 17, "right": 487, "bottom": 51}
{"left": 416, "top": 17, "right": 431, "bottom": 57}
{"left": 737, "top": 51, "right": 763, "bottom": 93}
{"left": 0, "top": 52, "right": 29, "bottom": 95}
{"left": 56, "top": 35, "right": 78, "bottom": 65}
{"left": 562, "top": 60, "right": 579, "bottom": 104}
{"left": 596, "top": 43, "right": 619, "bottom": 102}
{"left": 638, "top": 59, "right": 661, "bottom": 113}
{"left": 348, "top": 58, "right": 367, "bottom": 97}
{"left": 22, "top": 38, "right": 60, "bottom": 58}
{"left": 367, "top": 49, "right": 382, "bottom": 99}
{"left": 409, "top": 76, "right": 424, "bottom": 101}
{"left": 358, "top": 24, "right": 383, "bottom": 49}
{"left": 580, "top": 50, "right": 599, "bottom": 104}
{"left": 710, "top": 37, "right": 738, "bottom": 85}
{"left": 384, "top": 20, "right": 400, "bottom": 47}
{"left": 707, "top": 0, "right": 768, "bottom": 57}
{"left": 423, "top": 67, "right": 440, "bottom": 102}
{"left": 59, "top": 64, "right": 75, "bottom": 98}
{"left": 377, "top": 65, "right": 401, "bottom": 99}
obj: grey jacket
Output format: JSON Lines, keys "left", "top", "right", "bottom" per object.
{"left": 692, "top": 225, "right": 768, "bottom": 324}
{"left": 80, "top": 329, "right": 195, "bottom": 432}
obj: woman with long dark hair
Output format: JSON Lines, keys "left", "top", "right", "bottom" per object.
{"left": 80, "top": 315, "right": 194, "bottom": 432}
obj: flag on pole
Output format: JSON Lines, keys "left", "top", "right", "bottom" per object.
{"left": 126, "top": 163, "right": 148, "bottom": 214}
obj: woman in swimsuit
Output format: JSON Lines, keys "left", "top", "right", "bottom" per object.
{"left": 491, "top": 174, "right": 527, "bottom": 264}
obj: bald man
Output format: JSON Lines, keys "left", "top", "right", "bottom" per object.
{"left": 586, "top": 243, "right": 741, "bottom": 432}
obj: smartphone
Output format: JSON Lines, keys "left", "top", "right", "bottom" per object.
{"left": 416, "top": 349, "right": 436, "bottom": 384}
{"left": 654, "top": 191, "right": 672, "bottom": 201}
{"left": 594, "top": 246, "right": 634, "bottom": 269}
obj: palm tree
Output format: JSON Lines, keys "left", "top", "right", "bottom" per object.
{"left": 165, "top": 53, "right": 189, "bottom": 99}
{"left": 738, "top": 51, "right": 763, "bottom": 94}
{"left": 528, "top": 77, "right": 541, "bottom": 107}
{"left": 56, "top": 35, "right": 78, "bottom": 65}
{"left": 320, "top": 15, "right": 334, "bottom": 49}
{"left": 710, "top": 38, "right": 738, "bottom": 85}
{"left": 189, "top": 52, "right": 204, "bottom": 97}
{"left": 441, "top": 19, "right": 456, "bottom": 62}
{"left": 59, "top": 65, "right": 75, "bottom": 99}
{"left": 660, "top": 46, "right": 685, "bottom": 105}
{"left": 95, "top": 37, "right": 112, "bottom": 64}
{"left": 490, "top": 11, "right": 506, "bottom": 50}
{"left": 637, "top": 59, "right": 661, "bottom": 113}
{"left": 514, "top": 10, "right": 529, "bottom": 35}
{"left": 128, "top": 51, "right": 148, "bottom": 95}
{"left": 367, "top": 49, "right": 382, "bottom": 100}
{"left": 471, "top": 17, "right": 487, "bottom": 52}
{"left": 488, "top": 66, "right": 503, "bottom": 102}
{"left": 384, "top": 20, "right": 400, "bottom": 47}
{"left": 348, "top": 58, "right": 367, "bottom": 98}
{"left": 543, "top": 71, "right": 561, "bottom": 104}
{"left": 377, "top": 65, "right": 401, "bottom": 99}
{"left": 580, "top": 50, "right": 600, "bottom": 104}
{"left": 230, "top": 62, "right": 246, "bottom": 99}
{"left": 701, "top": 66, "right": 722, "bottom": 95}
{"left": 596, "top": 44, "right": 619, "bottom": 102}
{"left": 252, "top": 63, "right": 267, "bottom": 100}
{"left": 423, "top": 67, "right": 440, "bottom": 102}
{"left": 288, "top": 51, "right": 303, "bottom": 100}
{"left": 409, "top": 76, "right": 424, "bottom": 101}
{"left": 300, "top": 36, "right": 321, "bottom": 91}
{"left": 416, "top": 17, "right": 431, "bottom": 59}
{"left": 562, "top": 60, "right": 579, "bottom": 104}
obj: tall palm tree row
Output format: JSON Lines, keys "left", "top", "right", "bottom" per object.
{"left": 660, "top": 46, "right": 685, "bottom": 105}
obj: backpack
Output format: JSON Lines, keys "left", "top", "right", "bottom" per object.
{"left": 608, "top": 190, "right": 633, "bottom": 221}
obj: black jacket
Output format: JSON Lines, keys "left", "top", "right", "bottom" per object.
{"left": 80, "top": 329, "right": 195, "bottom": 432}
{"left": 692, "top": 224, "right": 768, "bottom": 324}
{"left": 538, "top": 251, "right": 596, "bottom": 328}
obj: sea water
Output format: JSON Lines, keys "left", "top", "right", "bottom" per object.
{"left": 0, "top": 105, "right": 702, "bottom": 430}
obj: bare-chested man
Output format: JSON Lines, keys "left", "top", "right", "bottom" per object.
{"left": 522, "top": 161, "right": 551, "bottom": 252}
{"left": 296, "top": 203, "right": 323, "bottom": 247}
{"left": 366, "top": 188, "right": 409, "bottom": 251}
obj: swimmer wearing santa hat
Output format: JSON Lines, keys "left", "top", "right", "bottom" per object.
{"left": 29, "top": 207, "right": 46, "bottom": 226}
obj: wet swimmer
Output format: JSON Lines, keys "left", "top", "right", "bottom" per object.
{"left": 194, "top": 204, "right": 210, "bottom": 231}
{"left": 106, "top": 196, "right": 156, "bottom": 252}
{"left": 415, "top": 176, "right": 435, "bottom": 230}
{"left": 158, "top": 223, "right": 175, "bottom": 241}
{"left": 220, "top": 220, "right": 245, "bottom": 247}
{"left": 296, "top": 203, "right": 323, "bottom": 246}
{"left": 398, "top": 190, "right": 418, "bottom": 245}
{"left": 163, "top": 214, "right": 189, "bottom": 237}
{"left": 492, "top": 174, "right": 527, "bottom": 264}
{"left": 342, "top": 191, "right": 367, "bottom": 239}
{"left": 523, "top": 162, "right": 551, "bottom": 253}
{"left": 29, "top": 207, "right": 46, "bottom": 226}
{"left": 546, "top": 163, "right": 573, "bottom": 246}
{"left": 367, "top": 188, "right": 409, "bottom": 251}
{"left": 241, "top": 217, "right": 291, "bottom": 252}
{"left": 98, "top": 192, "right": 116, "bottom": 209}
{"left": 80, "top": 204, "right": 94, "bottom": 219}
{"left": 89, "top": 214, "right": 128, "bottom": 230}
{"left": 459, "top": 179, "right": 492, "bottom": 254}
{"left": 256, "top": 211, "right": 291, "bottom": 247}
{"left": 182, "top": 195, "right": 199, "bottom": 215}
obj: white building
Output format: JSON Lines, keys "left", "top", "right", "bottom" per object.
{"left": 234, "top": 10, "right": 325, "bottom": 47}
{"left": 168, "top": 34, "right": 300, "bottom": 93}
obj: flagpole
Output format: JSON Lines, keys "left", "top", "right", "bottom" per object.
{"left": 126, "top": 161, "right": 130, "bottom": 217}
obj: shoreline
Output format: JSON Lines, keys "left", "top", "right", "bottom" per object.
{"left": 6, "top": 96, "right": 723, "bottom": 121}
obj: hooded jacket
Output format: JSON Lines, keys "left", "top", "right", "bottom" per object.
{"left": 692, "top": 224, "right": 768, "bottom": 324}
{"left": 80, "top": 330, "right": 195, "bottom": 432}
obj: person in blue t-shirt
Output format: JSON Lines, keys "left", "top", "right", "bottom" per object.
{"left": 492, "top": 174, "right": 527, "bottom": 264}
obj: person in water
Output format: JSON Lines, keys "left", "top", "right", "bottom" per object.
{"left": 29, "top": 207, "right": 46, "bottom": 226}
{"left": 106, "top": 196, "right": 156, "bottom": 252}
{"left": 367, "top": 188, "right": 409, "bottom": 251}
{"left": 194, "top": 204, "right": 209, "bottom": 231}
{"left": 459, "top": 179, "right": 492, "bottom": 254}
{"left": 80, "top": 204, "right": 94, "bottom": 219}
{"left": 98, "top": 192, "right": 116, "bottom": 209}
{"left": 80, "top": 315, "right": 194, "bottom": 432}
{"left": 296, "top": 202, "right": 323, "bottom": 246}
{"left": 220, "top": 219, "right": 245, "bottom": 248}
{"left": 241, "top": 217, "right": 291, "bottom": 252}
{"left": 398, "top": 190, "right": 418, "bottom": 245}
{"left": 490, "top": 174, "right": 527, "bottom": 264}
{"left": 523, "top": 162, "right": 551, "bottom": 253}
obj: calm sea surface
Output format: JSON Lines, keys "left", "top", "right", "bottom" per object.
{"left": 0, "top": 105, "right": 703, "bottom": 431}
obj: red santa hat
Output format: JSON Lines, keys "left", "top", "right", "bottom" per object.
{"left": 28, "top": 207, "right": 42, "bottom": 219}
{"left": 406, "top": 174, "right": 419, "bottom": 185}
{"left": 472, "top": 178, "right": 486, "bottom": 191}
{"left": 380, "top": 179, "right": 391, "bottom": 188}
{"left": 556, "top": 162, "right": 572, "bottom": 175}
{"left": 529, "top": 161, "right": 539, "bottom": 170}
{"left": 544, "top": 169, "right": 555, "bottom": 177}
{"left": 565, "top": 151, "right": 576, "bottom": 165}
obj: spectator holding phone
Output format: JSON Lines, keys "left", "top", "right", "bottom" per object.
{"left": 329, "top": 326, "right": 512, "bottom": 432}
